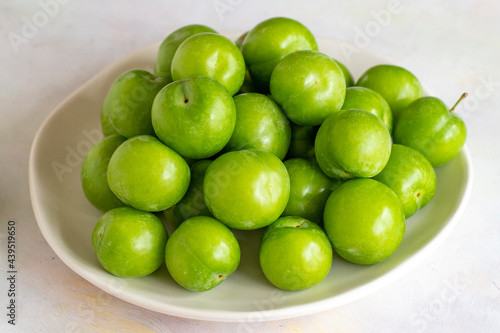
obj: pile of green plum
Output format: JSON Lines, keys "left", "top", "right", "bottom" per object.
{"left": 82, "top": 17, "right": 467, "bottom": 292}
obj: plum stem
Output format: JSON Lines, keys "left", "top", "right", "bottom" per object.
{"left": 449, "top": 93, "right": 468, "bottom": 114}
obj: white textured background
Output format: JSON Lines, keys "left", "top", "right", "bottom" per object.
{"left": 1, "top": 0, "right": 499, "bottom": 332}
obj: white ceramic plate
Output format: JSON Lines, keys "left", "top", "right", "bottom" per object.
{"left": 29, "top": 34, "right": 473, "bottom": 322}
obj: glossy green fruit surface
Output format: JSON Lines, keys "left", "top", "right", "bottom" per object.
{"left": 92, "top": 207, "right": 168, "bottom": 277}
{"left": 204, "top": 149, "right": 290, "bottom": 230}
{"left": 172, "top": 160, "right": 213, "bottom": 224}
{"left": 260, "top": 216, "right": 332, "bottom": 290}
{"left": 286, "top": 124, "right": 317, "bottom": 160}
{"left": 335, "top": 59, "right": 354, "bottom": 87}
{"left": 155, "top": 24, "right": 216, "bottom": 81}
{"left": 342, "top": 86, "right": 393, "bottom": 133}
{"left": 165, "top": 216, "right": 240, "bottom": 291}
{"left": 270, "top": 50, "right": 346, "bottom": 126}
{"left": 81, "top": 135, "right": 127, "bottom": 212}
{"left": 324, "top": 179, "right": 406, "bottom": 265}
{"left": 107, "top": 135, "right": 190, "bottom": 212}
{"left": 373, "top": 144, "right": 436, "bottom": 218}
{"left": 356, "top": 64, "right": 424, "bottom": 119}
{"left": 105, "top": 69, "right": 168, "bottom": 138}
{"left": 394, "top": 96, "right": 467, "bottom": 167}
{"left": 171, "top": 33, "right": 245, "bottom": 95}
{"left": 152, "top": 76, "right": 236, "bottom": 159}
{"left": 282, "top": 158, "right": 341, "bottom": 225}
{"left": 315, "top": 109, "right": 392, "bottom": 179}
{"left": 225, "top": 93, "right": 291, "bottom": 160}
{"left": 242, "top": 17, "right": 318, "bottom": 88}
{"left": 100, "top": 102, "right": 120, "bottom": 137}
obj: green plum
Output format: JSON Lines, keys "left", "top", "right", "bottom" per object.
{"left": 81, "top": 135, "right": 127, "bottom": 212}
{"left": 242, "top": 17, "right": 318, "bottom": 89}
{"left": 315, "top": 109, "right": 392, "bottom": 180}
{"left": 204, "top": 149, "right": 290, "bottom": 230}
{"left": 152, "top": 76, "right": 236, "bottom": 159}
{"left": 104, "top": 69, "right": 168, "bottom": 138}
{"left": 394, "top": 94, "right": 467, "bottom": 167}
{"left": 234, "top": 32, "right": 261, "bottom": 94}
{"left": 171, "top": 33, "right": 245, "bottom": 95}
{"left": 342, "top": 86, "right": 393, "bottom": 133}
{"left": 282, "top": 158, "right": 341, "bottom": 226}
{"left": 92, "top": 207, "right": 168, "bottom": 277}
{"left": 373, "top": 144, "right": 436, "bottom": 218}
{"left": 324, "top": 179, "right": 406, "bottom": 265}
{"left": 100, "top": 102, "right": 119, "bottom": 136}
{"left": 334, "top": 59, "right": 355, "bottom": 87}
{"left": 234, "top": 31, "right": 247, "bottom": 49}
{"left": 155, "top": 24, "right": 217, "bottom": 81}
{"left": 165, "top": 216, "right": 240, "bottom": 291}
{"left": 224, "top": 93, "right": 291, "bottom": 160}
{"left": 107, "top": 135, "right": 190, "bottom": 212}
{"left": 260, "top": 216, "right": 332, "bottom": 290}
{"left": 172, "top": 160, "right": 213, "bottom": 224}
{"left": 285, "top": 123, "right": 317, "bottom": 160}
{"left": 356, "top": 64, "right": 424, "bottom": 119}
{"left": 270, "top": 50, "right": 346, "bottom": 126}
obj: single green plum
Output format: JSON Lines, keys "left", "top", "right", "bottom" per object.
{"left": 224, "top": 93, "right": 291, "bottom": 160}
{"left": 260, "top": 216, "right": 332, "bottom": 290}
{"left": 285, "top": 123, "right": 318, "bottom": 160}
{"left": 105, "top": 69, "right": 168, "bottom": 138}
{"left": 152, "top": 76, "right": 236, "bottom": 159}
{"left": 334, "top": 59, "right": 355, "bottom": 87}
{"left": 92, "top": 207, "right": 168, "bottom": 277}
{"left": 107, "top": 135, "right": 190, "bottom": 212}
{"left": 172, "top": 160, "right": 213, "bottom": 224}
{"left": 324, "top": 179, "right": 406, "bottom": 265}
{"left": 81, "top": 135, "right": 127, "bottom": 212}
{"left": 342, "top": 86, "right": 393, "bottom": 133}
{"left": 394, "top": 94, "right": 467, "bottom": 167}
{"left": 204, "top": 149, "right": 290, "bottom": 230}
{"left": 171, "top": 33, "right": 245, "bottom": 95}
{"left": 270, "top": 50, "right": 346, "bottom": 126}
{"left": 165, "top": 216, "right": 240, "bottom": 291}
{"left": 282, "top": 158, "right": 341, "bottom": 225}
{"left": 242, "top": 17, "right": 318, "bottom": 88}
{"left": 356, "top": 64, "right": 424, "bottom": 119}
{"left": 155, "top": 24, "right": 217, "bottom": 81}
{"left": 315, "top": 109, "right": 392, "bottom": 180}
{"left": 373, "top": 144, "right": 436, "bottom": 218}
